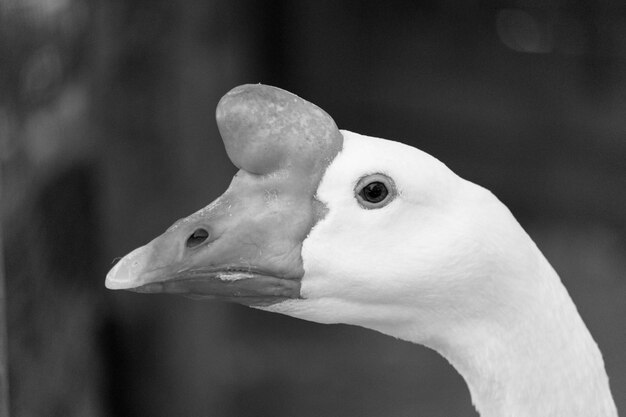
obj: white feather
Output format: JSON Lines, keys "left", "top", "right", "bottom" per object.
{"left": 261, "top": 130, "right": 618, "bottom": 417}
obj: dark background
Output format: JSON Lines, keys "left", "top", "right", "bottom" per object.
{"left": 1, "top": 1, "right": 625, "bottom": 416}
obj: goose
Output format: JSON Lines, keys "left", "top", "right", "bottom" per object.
{"left": 106, "top": 84, "right": 618, "bottom": 417}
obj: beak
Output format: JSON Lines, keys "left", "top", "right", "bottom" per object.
{"left": 105, "top": 83, "right": 342, "bottom": 306}
{"left": 104, "top": 178, "right": 305, "bottom": 306}
{"left": 105, "top": 240, "right": 301, "bottom": 306}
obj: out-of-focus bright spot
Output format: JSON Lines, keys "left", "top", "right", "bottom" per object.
{"left": 20, "top": 0, "right": 70, "bottom": 16}
{"left": 2, "top": 0, "right": 71, "bottom": 24}
{"left": 21, "top": 45, "right": 63, "bottom": 102}
{"left": 496, "top": 9, "right": 553, "bottom": 54}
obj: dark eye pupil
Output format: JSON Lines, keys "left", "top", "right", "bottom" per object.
{"left": 360, "top": 182, "right": 388, "bottom": 203}
{"left": 186, "top": 228, "right": 209, "bottom": 248}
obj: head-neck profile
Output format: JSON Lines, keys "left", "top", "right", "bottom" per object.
{"left": 106, "top": 86, "right": 618, "bottom": 417}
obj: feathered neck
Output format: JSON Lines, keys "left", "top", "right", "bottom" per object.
{"left": 438, "top": 262, "right": 617, "bottom": 417}
{"left": 394, "top": 238, "right": 617, "bottom": 417}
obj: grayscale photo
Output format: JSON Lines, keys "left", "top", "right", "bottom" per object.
{"left": 0, "top": 1, "right": 624, "bottom": 417}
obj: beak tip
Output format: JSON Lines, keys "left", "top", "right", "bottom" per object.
{"left": 104, "top": 246, "right": 151, "bottom": 290}
{"left": 104, "top": 260, "right": 134, "bottom": 290}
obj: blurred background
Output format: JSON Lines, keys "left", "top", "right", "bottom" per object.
{"left": 1, "top": 0, "right": 625, "bottom": 416}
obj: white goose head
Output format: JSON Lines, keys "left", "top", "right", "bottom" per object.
{"left": 106, "top": 84, "right": 617, "bottom": 417}
{"left": 269, "top": 130, "right": 527, "bottom": 337}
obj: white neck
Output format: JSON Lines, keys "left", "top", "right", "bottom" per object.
{"left": 443, "top": 275, "right": 616, "bottom": 417}
{"left": 391, "top": 250, "right": 618, "bottom": 417}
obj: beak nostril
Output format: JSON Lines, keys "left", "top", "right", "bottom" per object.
{"left": 186, "top": 228, "right": 210, "bottom": 248}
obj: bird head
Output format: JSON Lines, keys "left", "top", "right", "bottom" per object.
{"left": 106, "top": 84, "right": 529, "bottom": 342}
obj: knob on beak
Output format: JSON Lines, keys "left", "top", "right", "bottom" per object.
{"left": 216, "top": 84, "right": 342, "bottom": 178}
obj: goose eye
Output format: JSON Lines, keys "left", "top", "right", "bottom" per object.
{"left": 360, "top": 182, "right": 387, "bottom": 203}
{"left": 355, "top": 174, "right": 396, "bottom": 209}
